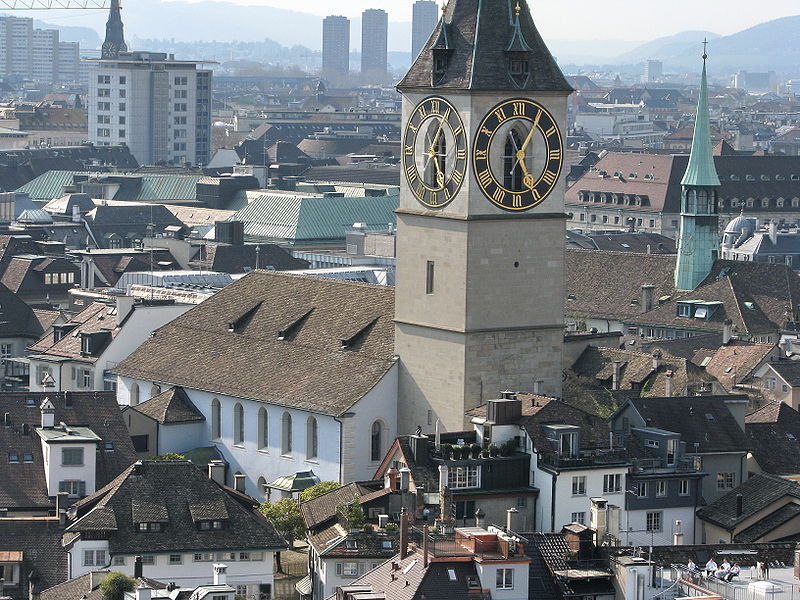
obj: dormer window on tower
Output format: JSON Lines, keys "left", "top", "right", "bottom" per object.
{"left": 432, "top": 49, "right": 451, "bottom": 85}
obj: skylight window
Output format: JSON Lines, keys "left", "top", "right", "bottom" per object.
{"left": 448, "top": 569, "right": 457, "bottom": 581}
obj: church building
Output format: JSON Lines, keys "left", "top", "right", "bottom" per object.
{"left": 114, "top": 0, "right": 572, "bottom": 494}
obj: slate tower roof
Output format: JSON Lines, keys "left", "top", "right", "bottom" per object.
{"left": 398, "top": 0, "right": 572, "bottom": 92}
{"left": 101, "top": 0, "right": 127, "bottom": 59}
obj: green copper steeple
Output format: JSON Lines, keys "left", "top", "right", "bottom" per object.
{"left": 675, "top": 45, "right": 722, "bottom": 292}
{"left": 681, "top": 50, "right": 720, "bottom": 187}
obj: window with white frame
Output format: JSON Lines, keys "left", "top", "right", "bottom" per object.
{"left": 169, "top": 555, "right": 182, "bottom": 565}
{"left": 112, "top": 556, "right": 125, "bottom": 566}
{"left": 448, "top": 465, "right": 479, "bottom": 489}
{"left": 59, "top": 480, "right": 86, "bottom": 496}
{"left": 679, "top": 479, "right": 690, "bottom": 496}
{"left": 0, "top": 343, "right": 11, "bottom": 359}
{"left": 496, "top": 568, "right": 514, "bottom": 589}
{"left": 339, "top": 562, "right": 358, "bottom": 577}
{"left": 646, "top": 511, "right": 662, "bottom": 532}
{"left": 656, "top": 481, "right": 667, "bottom": 497}
{"left": 140, "top": 556, "right": 155, "bottom": 565}
{"left": 571, "top": 512, "right": 586, "bottom": 524}
{"left": 571, "top": 475, "right": 586, "bottom": 496}
{"left": 635, "top": 482, "right": 648, "bottom": 498}
{"left": 83, "top": 549, "right": 107, "bottom": 566}
{"left": 603, "top": 473, "right": 621, "bottom": 493}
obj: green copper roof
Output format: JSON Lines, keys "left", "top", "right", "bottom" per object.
{"left": 681, "top": 58, "right": 721, "bottom": 188}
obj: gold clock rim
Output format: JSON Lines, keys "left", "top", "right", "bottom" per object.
{"left": 403, "top": 95, "right": 468, "bottom": 209}
{"left": 472, "top": 97, "right": 564, "bottom": 212}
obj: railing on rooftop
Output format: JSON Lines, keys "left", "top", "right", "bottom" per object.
{"left": 415, "top": 526, "right": 527, "bottom": 561}
{"left": 540, "top": 448, "right": 629, "bottom": 469}
{"left": 633, "top": 457, "right": 696, "bottom": 473}
{"left": 669, "top": 564, "right": 800, "bottom": 600}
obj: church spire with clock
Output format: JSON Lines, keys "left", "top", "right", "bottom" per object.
{"left": 101, "top": 0, "right": 128, "bottom": 59}
{"left": 674, "top": 46, "right": 721, "bottom": 291}
{"left": 395, "top": 0, "right": 572, "bottom": 433}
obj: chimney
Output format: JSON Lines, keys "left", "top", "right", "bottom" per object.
{"left": 736, "top": 494, "right": 743, "bottom": 518}
{"left": 116, "top": 296, "right": 135, "bottom": 326}
{"left": 384, "top": 467, "right": 399, "bottom": 491}
{"left": 723, "top": 319, "right": 733, "bottom": 345}
{"left": 641, "top": 285, "right": 655, "bottom": 313}
{"left": 233, "top": 473, "right": 246, "bottom": 494}
{"left": 475, "top": 508, "right": 485, "bottom": 528}
{"left": 399, "top": 508, "right": 409, "bottom": 560}
{"left": 40, "top": 400, "right": 55, "bottom": 429}
{"left": 135, "top": 585, "right": 151, "bottom": 600}
{"left": 72, "top": 204, "right": 80, "bottom": 223}
{"left": 612, "top": 361, "right": 622, "bottom": 390}
{"left": 533, "top": 380, "right": 544, "bottom": 395}
{"left": 423, "top": 524, "right": 430, "bottom": 567}
{"left": 438, "top": 464, "right": 448, "bottom": 494}
{"left": 3, "top": 412, "right": 9, "bottom": 426}
{"left": 213, "top": 564, "right": 227, "bottom": 586}
{"left": 652, "top": 349, "right": 662, "bottom": 369}
{"left": 673, "top": 520, "right": 684, "bottom": 546}
{"left": 56, "top": 492, "right": 68, "bottom": 526}
{"left": 207, "top": 461, "right": 226, "bottom": 486}
{"left": 399, "top": 468, "right": 411, "bottom": 492}
{"left": 506, "top": 507, "right": 518, "bottom": 532}
{"left": 724, "top": 397, "right": 748, "bottom": 432}
{"left": 665, "top": 371, "right": 674, "bottom": 397}
{"left": 134, "top": 556, "right": 143, "bottom": 579}
{"left": 434, "top": 420, "right": 441, "bottom": 450}
{"left": 769, "top": 221, "right": 778, "bottom": 246}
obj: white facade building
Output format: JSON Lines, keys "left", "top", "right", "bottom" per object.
{"left": 88, "top": 52, "right": 212, "bottom": 166}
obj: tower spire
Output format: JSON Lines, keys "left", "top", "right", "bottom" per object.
{"left": 674, "top": 43, "right": 722, "bottom": 291}
{"left": 101, "top": 0, "right": 128, "bottom": 60}
{"left": 681, "top": 41, "right": 720, "bottom": 187}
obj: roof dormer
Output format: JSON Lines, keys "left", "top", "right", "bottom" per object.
{"left": 40, "top": 397, "right": 55, "bottom": 428}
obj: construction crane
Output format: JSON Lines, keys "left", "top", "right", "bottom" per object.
{"left": 0, "top": 0, "right": 108, "bottom": 9}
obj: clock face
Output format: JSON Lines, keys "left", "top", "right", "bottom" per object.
{"left": 472, "top": 98, "right": 564, "bottom": 211}
{"left": 403, "top": 96, "right": 468, "bottom": 209}
{"left": 680, "top": 234, "right": 696, "bottom": 255}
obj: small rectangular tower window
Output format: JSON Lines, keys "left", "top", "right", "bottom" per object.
{"left": 426, "top": 261, "right": 435, "bottom": 294}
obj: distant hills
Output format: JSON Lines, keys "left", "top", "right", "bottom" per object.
{"left": 613, "top": 16, "right": 800, "bottom": 74}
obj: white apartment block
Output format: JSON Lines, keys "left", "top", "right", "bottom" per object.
{"left": 0, "top": 16, "right": 77, "bottom": 83}
{"left": 89, "top": 51, "right": 212, "bottom": 166}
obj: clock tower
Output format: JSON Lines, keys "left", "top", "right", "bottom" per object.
{"left": 395, "top": 0, "right": 573, "bottom": 432}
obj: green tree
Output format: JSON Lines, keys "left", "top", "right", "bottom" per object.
{"left": 100, "top": 573, "right": 135, "bottom": 600}
{"left": 299, "top": 481, "right": 340, "bottom": 503}
{"left": 149, "top": 453, "right": 186, "bottom": 461}
{"left": 337, "top": 501, "right": 366, "bottom": 531}
{"left": 259, "top": 498, "right": 304, "bottom": 573}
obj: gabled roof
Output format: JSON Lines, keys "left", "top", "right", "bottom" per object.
{"left": 114, "top": 271, "right": 396, "bottom": 417}
{"left": 300, "top": 482, "right": 371, "bottom": 530}
{"left": 624, "top": 395, "right": 749, "bottom": 454}
{"left": 133, "top": 386, "right": 205, "bottom": 424}
{"left": 466, "top": 395, "right": 614, "bottom": 452}
{"left": 700, "top": 342, "right": 777, "bottom": 391}
{"left": 570, "top": 346, "right": 718, "bottom": 397}
{"left": 0, "top": 281, "right": 50, "bottom": 338}
{"left": 697, "top": 472, "right": 800, "bottom": 531}
{"left": 28, "top": 302, "right": 119, "bottom": 363}
{"left": 766, "top": 361, "right": 800, "bottom": 386}
{"left": 0, "top": 391, "right": 136, "bottom": 510}
{"left": 746, "top": 401, "right": 800, "bottom": 476}
{"left": 66, "top": 460, "right": 287, "bottom": 554}
{"left": 399, "top": 0, "right": 571, "bottom": 93}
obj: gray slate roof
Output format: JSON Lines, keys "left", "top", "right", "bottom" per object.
{"left": 769, "top": 361, "right": 800, "bottom": 386}
{"left": 66, "top": 460, "right": 287, "bottom": 554}
{"left": 133, "top": 386, "right": 205, "bottom": 424}
{"left": 399, "top": 0, "right": 571, "bottom": 92}
{"left": 697, "top": 472, "right": 800, "bottom": 532}
{"left": 625, "top": 396, "right": 750, "bottom": 454}
{"left": 114, "top": 271, "right": 396, "bottom": 416}
{"left": 746, "top": 401, "right": 800, "bottom": 476}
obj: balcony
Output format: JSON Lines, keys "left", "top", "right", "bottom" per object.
{"left": 631, "top": 457, "right": 696, "bottom": 474}
{"left": 539, "top": 448, "right": 629, "bottom": 470}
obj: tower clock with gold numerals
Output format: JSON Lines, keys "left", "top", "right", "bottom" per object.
{"left": 403, "top": 96, "right": 468, "bottom": 209}
{"left": 472, "top": 97, "right": 564, "bottom": 211}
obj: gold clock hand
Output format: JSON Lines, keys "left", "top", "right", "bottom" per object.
{"left": 432, "top": 151, "right": 445, "bottom": 188}
{"left": 428, "top": 109, "right": 451, "bottom": 154}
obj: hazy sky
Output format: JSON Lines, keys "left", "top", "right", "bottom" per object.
{"left": 244, "top": 0, "right": 799, "bottom": 40}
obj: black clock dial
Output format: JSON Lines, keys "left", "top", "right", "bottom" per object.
{"left": 403, "top": 96, "right": 468, "bottom": 209}
{"left": 472, "top": 98, "right": 564, "bottom": 211}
